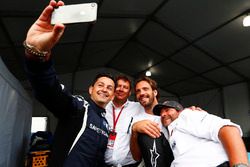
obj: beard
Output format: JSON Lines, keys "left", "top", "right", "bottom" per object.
{"left": 138, "top": 93, "right": 155, "bottom": 109}
{"left": 162, "top": 117, "right": 172, "bottom": 126}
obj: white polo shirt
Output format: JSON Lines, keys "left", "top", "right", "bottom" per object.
{"left": 105, "top": 100, "right": 144, "bottom": 166}
{"left": 167, "top": 108, "right": 242, "bottom": 167}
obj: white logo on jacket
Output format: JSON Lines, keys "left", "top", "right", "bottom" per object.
{"left": 89, "top": 123, "right": 109, "bottom": 137}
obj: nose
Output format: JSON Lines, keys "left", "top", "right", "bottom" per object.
{"left": 119, "top": 86, "right": 124, "bottom": 91}
{"left": 136, "top": 91, "right": 143, "bottom": 98}
{"left": 138, "top": 89, "right": 146, "bottom": 96}
{"left": 102, "top": 86, "right": 108, "bottom": 92}
{"left": 161, "top": 110, "right": 167, "bottom": 117}
{"left": 140, "top": 91, "right": 147, "bottom": 98}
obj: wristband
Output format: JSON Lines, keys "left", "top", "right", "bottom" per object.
{"left": 23, "top": 41, "right": 51, "bottom": 62}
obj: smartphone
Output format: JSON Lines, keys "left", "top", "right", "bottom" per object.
{"left": 51, "top": 3, "right": 98, "bottom": 25}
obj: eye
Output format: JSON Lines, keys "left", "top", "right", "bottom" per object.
{"left": 97, "top": 82, "right": 104, "bottom": 88}
{"left": 124, "top": 86, "right": 129, "bottom": 90}
{"left": 107, "top": 85, "right": 114, "bottom": 91}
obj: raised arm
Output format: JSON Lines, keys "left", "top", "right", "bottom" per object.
{"left": 218, "top": 125, "right": 249, "bottom": 167}
{"left": 23, "top": 1, "right": 81, "bottom": 118}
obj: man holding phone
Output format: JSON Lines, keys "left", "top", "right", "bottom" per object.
{"left": 23, "top": 1, "right": 115, "bottom": 167}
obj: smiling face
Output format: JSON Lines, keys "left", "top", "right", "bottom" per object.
{"left": 89, "top": 76, "right": 115, "bottom": 108}
{"left": 160, "top": 107, "right": 180, "bottom": 126}
{"left": 114, "top": 79, "right": 131, "bottom": 103}
{"left": 135, "top": 80, "right": 158, "bottom": 113}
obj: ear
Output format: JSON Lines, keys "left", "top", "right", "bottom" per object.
{"left": 153, "top": 89, "right": 158, "bottom": 97}
{"left": 89, "top": 86, "right": 93, "bottom": 95}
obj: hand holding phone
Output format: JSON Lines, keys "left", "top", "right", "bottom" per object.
{"left": 51, "top": 3, "right": 98, "bottom": 25}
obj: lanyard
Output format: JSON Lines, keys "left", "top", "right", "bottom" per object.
{"left": 112, "top": 105, "right": 125, "bottom": 132}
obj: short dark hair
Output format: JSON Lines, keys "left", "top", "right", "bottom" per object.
{"left": 115, "top": 75, "right": 132, "bottom": 90}
{"left": 91, "top": 73, "right": 116, "bottom": 87}
{"left": 135, "top": 76, "right": 159, "bottom": 100}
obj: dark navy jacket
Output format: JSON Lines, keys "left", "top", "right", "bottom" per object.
{"left": 25, "top": 59, "right": 109, "bottom": 167}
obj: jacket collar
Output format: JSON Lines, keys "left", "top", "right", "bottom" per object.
{"left": 88, "top": 98, "right": 106, "bottom": 117}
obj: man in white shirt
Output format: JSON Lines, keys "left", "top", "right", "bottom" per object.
{"left": 105, "top": 75, "right": 144, "bottom": 167}
{"left": 153, "top": 100, "right": 249, "bottom": 167}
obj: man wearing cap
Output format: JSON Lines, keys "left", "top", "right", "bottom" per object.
{"left": 153, "top": 100, "right": 249, "bottom": 167}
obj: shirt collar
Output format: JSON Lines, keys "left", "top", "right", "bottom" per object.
{"left": 111, "top": 99, "right": 129, "bottom": 109}
{"left": 168, "top": 118, "right": 179, "bottom": 134}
